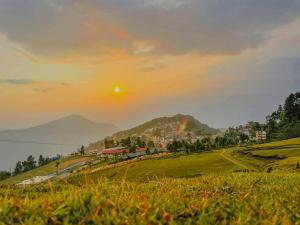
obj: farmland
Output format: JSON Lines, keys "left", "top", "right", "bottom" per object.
{"left": 0, "top": 138, "right": 300, "bottom": 224}
{"left": 66, "top": 138, "right": 300, "bottom": 183}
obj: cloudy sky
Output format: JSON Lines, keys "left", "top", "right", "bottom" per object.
{"left": 0, "top": 0, "right": 299, "bottom": 129}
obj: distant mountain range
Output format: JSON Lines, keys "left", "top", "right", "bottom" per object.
{"left": 0, "top": 115, "right": 118, "bottom": 170}
{"left": 88, "top": 114, "right": 220, "bottom": 150}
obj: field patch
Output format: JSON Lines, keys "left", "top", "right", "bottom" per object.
{"left": 68, "top": 152, "right": 243, "bottom": 183}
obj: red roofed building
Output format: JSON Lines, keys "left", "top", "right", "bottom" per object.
{"left": 102, "top": 147, "right": 128, "bottom": 155}
{"left": 136, "top": 147, "right": 147, "bottom": 152}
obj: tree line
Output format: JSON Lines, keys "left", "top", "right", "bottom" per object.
{"left": 166, "top": 130, "right": 249, "bottom": 154}
{"left": 266, "top": 92, "right": 300, "bottom": 140}
{"left": 104, "top": 137, "right": 155, "bottom": 153}
{"left": 14, "top": 154, "right": 58, "bottom": 175}
{"left": 0, "top": 154, "right": 59, "bottom": 181}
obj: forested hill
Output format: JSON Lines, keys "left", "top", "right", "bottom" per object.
{"left": 88, "top": 114, "right": 219, "bottom": 150}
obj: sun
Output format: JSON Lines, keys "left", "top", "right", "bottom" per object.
{"left": 113, "top": 86, "right": 122, "bottom": 94}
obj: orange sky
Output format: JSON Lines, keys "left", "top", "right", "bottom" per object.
{"left": 0, "top": 0, "right": 299, "bottom": 129}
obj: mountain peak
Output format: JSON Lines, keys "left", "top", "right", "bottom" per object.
{"left": 56, "top": 114, "right": 93, "bottom": 123}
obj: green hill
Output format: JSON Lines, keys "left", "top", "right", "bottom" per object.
{"left": 88, "top": 114, "right": 219, "bottom": 150}
{"left": 114, "top": 114, "right": 219, "bottom": 139}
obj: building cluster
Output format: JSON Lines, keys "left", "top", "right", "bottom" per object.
{"left": 134, "top": 121, "right": 200, "bottom": 148}
{"left": 240, "top": 123, "right": 267, "bottom": 142}
{"left": 255, "top": 131, "right": 267, "bottom": 142}
{"left": 97, "top": 146, "right": 165, "bottom": 160}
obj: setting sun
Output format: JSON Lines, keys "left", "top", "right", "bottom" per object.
{"left": 114, "top": 86, "right": 121, "bottom": 94}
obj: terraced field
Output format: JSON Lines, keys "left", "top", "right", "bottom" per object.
{"left": 230, "top": 138, "right": 300, "bottom": 171}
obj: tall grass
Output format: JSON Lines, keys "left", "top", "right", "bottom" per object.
{"left": 0, "top": 173, "right": 299, "bottom": 224}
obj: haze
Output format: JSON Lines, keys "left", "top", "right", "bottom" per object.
{"left": 0, "top": 0, "right": 300, "bottom": 130}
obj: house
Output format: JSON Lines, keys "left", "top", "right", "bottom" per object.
{"left": 241, "top": 123, "right": 251, "bottom": 136}
{"left": 256, "top": 131, "right": 267, "bottom": 142}
{"left": 101, "top": 146, "right": 128, "bottom": 155}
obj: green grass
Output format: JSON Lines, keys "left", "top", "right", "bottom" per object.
{"left": 66, "top": 138, "right": 300, "bottom": 183}
{"left": 0, "top": 173, "right": 300, "bottom": 224}
{"left": 68, "top": 152, "right": 243, "bottom": 183}
{"left": 0, "top": 156, "right": 93, "bottom": 186}
{"left": 233, "top": 137, "right": 300, "bottom": 171}
{"left": 1, "top": 138, "right": 300, "bottom": 224}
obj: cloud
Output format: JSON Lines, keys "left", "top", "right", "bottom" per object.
{"left": 0, "top": 78, "right": 35, "bottom": 85}
{"left": 33, "top": 88, "right": 51, "bottom": 93}
{"left": 141, "top": 63, "right": 165, "bottom": 72}
{"left": 0, "top": 0, "right": 299, "bottom": 59}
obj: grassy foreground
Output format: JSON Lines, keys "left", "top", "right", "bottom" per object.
{"left": 0, "top": 173, "right": 300, "bottom": 224}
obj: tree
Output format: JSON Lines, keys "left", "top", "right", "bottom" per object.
{"left": 146, "top": 148, "right": 151, "bottom": 155}
{"left": 136, "top": 137, "right": 146, "bottom": 148}
{"left": 79, "top": 145, "right": 85, "bottom": 155}
{"left": 284, "top": 93, "right": 300, "bottom": 123}
{"left": 0, "top": 171, "right": 11, "bottom": 181}
{"left": 147, "top": 140, "right": 155, "bottom": 148}
{"left": 121, "top": 137, "right": 131, "bottom": 147}
{"left": 239, "top": 133, "right": 249, "bottom": 143}
{"left": 22, "top": 155, "right": 36, "bottom": 172}
{"left": 201, "top": 137, "right": 212, "bottom": 150}
{"left": 266, "top": 92, "right": 300, "bottom": 139}
{"left": 104, "top": 139, "right": 115, "bottom": 148}
{"left": 14, "top": 161, "right": 23, "bottom": 175}
{"left": 56, "top": 161, "right": 60, "bottom": 175}
{"left": 194, "top": 139, "right": 205, "bottom": 152}
{"left": 38, "top": 155, "right": 45, "bottom": 166}
{"left": 129, "top": 145, "right": 137, "bottom": 153}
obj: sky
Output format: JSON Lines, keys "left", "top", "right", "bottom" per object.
{"left": 0, "top": 0, "right": 299, "bottom": 130}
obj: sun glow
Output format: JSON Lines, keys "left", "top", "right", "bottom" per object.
{"left": 114, "top": 86, "right": 121, "bottom": 94}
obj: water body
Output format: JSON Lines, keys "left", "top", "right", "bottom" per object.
{"left": 0, "top": 141, "right": 79, "bottom": 171}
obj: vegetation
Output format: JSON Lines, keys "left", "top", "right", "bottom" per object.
{"left": 113, "top": 114, "right": 220, "bottom": 139}
{"left": 14, "top": 154, "right": 58, "bottom": 176}
{"left": 0, "top": 174, "right": 300, "bottom": 224}
{"left": 266, "top": 91, "right": 300, "bottom": 140}
{"left": 78, "top": 145, "right": 85, "bottom": 156}
{"left": 0, "top": 156, "right": 92, "bottom": 186}
{"left": 0, "top": 171, "right": 11, "bottom": 181}
{"left": 232, "top": 137, "right": 300, "bottom": 171}
{"left": 91, "top": 114, "right": 220, "bottom": 151}
{"left": 68, "top": 152, "right": 242, "bottom": 183}
{"left": 0, "top": 137, "right": 300, "bottom": 224}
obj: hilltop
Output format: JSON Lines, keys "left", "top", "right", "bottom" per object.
{"left": 114, "top": 114, "right": 219, "bottom": 138}
{"left": 88, "top": 114, "right": 219, "bottom": 150}
{"left": 0, "top": 115, "right": 118, "bottom": 171}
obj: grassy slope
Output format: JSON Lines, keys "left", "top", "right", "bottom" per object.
{"left": 68, "top": 152, "right": 243, "bottom": 183}
{"left": 71, "top": 138, "right": 300, "bottom": 183}
{"left": 229, "top": 137, "right": 300, "bottom": 171}
{"left": 0, "top": 156, "right": 93, "bottom": 186}
{"left": 0, "top": 138, "right": 300, "bottom": 223}
{"left": 3, "top": 138, "right": 300, "bottom": 185}
{"left": 0, "top": 173, "right": 300, "bottom": 224}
